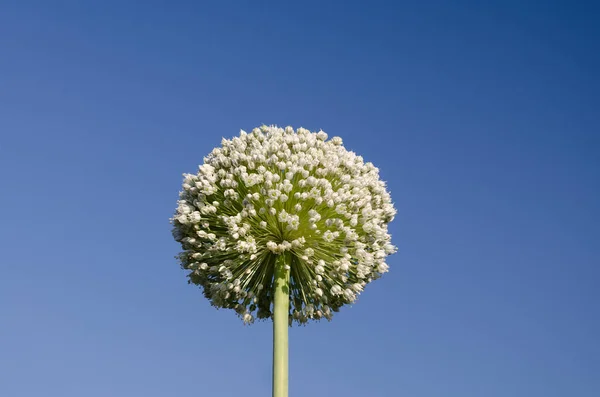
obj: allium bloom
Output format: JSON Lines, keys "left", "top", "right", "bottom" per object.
{"left": 171, "top": 125, "right": 397, "bottom": 325}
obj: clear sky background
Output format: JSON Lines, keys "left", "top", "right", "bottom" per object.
{"left": 1, "top": 1, "right": 598, "bottom": 396}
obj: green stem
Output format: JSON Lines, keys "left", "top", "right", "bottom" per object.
{"left": 273, "top": 254, "right": 290, "bottom": 397}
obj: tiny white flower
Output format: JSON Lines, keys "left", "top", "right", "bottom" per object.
{"left": 243, "top": 312, "right": 254, "bottom": 324}
{"left": 330, "top": 136, "right": 343, "bottom": 145}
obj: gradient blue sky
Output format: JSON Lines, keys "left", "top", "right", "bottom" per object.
{"left": 1, "top": 1, "right": 599, "bottom": 396}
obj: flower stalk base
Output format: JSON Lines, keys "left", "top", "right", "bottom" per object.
{"left": 273, "top": 254, "right": 290, "bottom": 397}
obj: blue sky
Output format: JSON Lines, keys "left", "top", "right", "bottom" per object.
{"left": 1, "top": 1, "right": 598, "bottom": 396}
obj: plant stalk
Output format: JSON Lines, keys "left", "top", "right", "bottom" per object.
{"left": 273, "top": 254, "right": 290, "bottom": 397}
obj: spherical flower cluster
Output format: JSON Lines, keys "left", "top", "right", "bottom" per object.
{"left": 171, "top": 125, "right": 397, "bottom": 325}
